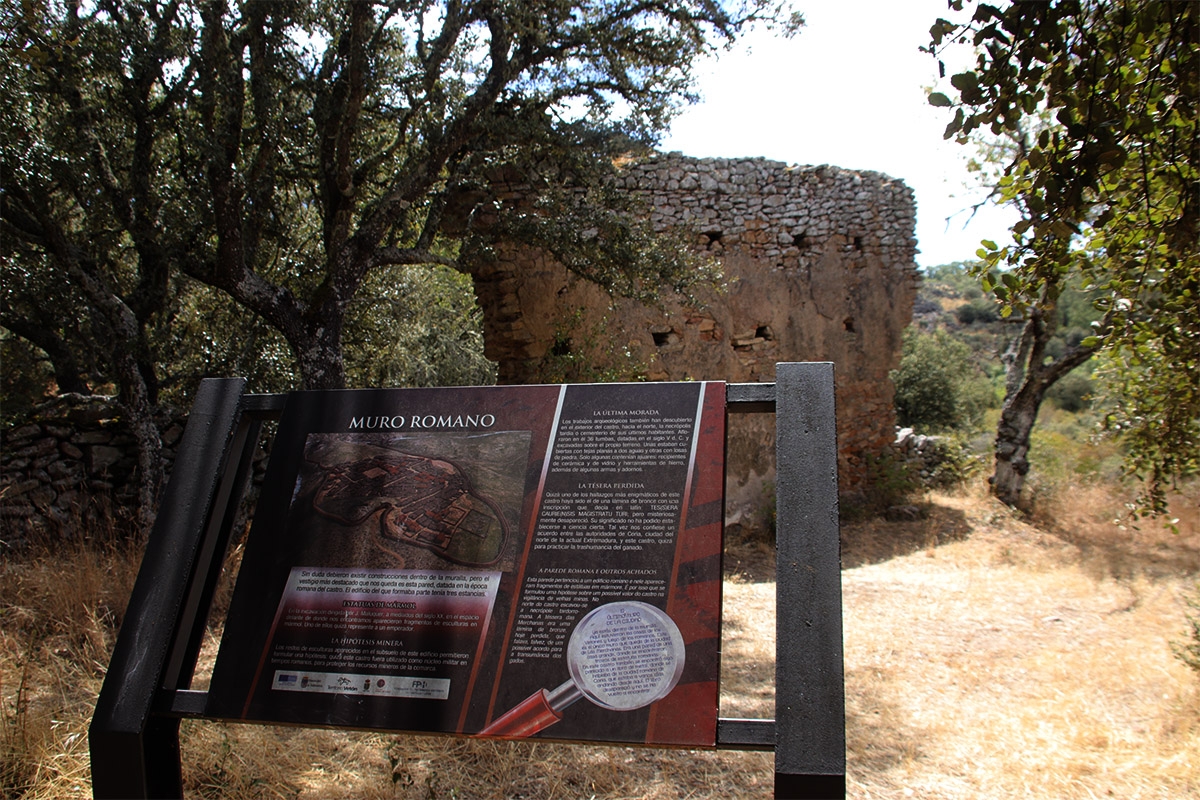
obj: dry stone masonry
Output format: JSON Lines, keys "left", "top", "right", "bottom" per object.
{"left": 0, "top": 394, "right": 267, "bottom": 546}
{"left": 469, "top": 153, "right": 920, "bottom": 513}
{"left": 0, "top": 395, "right": 175, "bottom": 543}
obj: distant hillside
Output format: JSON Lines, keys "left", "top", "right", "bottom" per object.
{"left": 910, "top": 262, "right": 1100, "bottom": 415}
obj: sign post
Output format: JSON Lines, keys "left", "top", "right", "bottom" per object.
{"left": 775, "top": 363, "right": 845, "bottom": 798}
{"left": 206, "top": 381, "right": 726, "bottom": 746}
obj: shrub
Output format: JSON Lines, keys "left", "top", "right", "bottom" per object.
{"left": 892, "top": 329, "right": 995, "bottom": 433}
{"left": 954, "top": 296, "right": 999, "bottom": 325}
{"left": 839, "top": 452, "right": 924, "bottom": 522}
{"left": 1046, "top": 370, "right": 1094, "bottom": 412}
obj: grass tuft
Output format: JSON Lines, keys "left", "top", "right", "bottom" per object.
{"left": 1, "top": 537, "right": 143, "bottom": 799}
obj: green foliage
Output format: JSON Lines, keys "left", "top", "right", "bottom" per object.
{"left": 1174, "top": 582, "right": 1200, "bottom": 677}
{"left": 920, "top": 433, "right": 984, "bottom": 489}
{"left": 0, "top": 330, "right": 54, "bottom": 426}
{"left": 1, "top": 0, "right": 805, "bottom": 529}
{"left": 1097, "top": 340, "right": 1200, "bottom": 515}
{"left": 844, "top": 452, "right": 924, "bottom": 522}
{"left": 1046, "top": 369, "right": 1095, "bottom": 413}
{"left": 923, "top": 260, "right": 988, "bottom": 297}
{"left": 1001, "top": 403, "right": 1126, "bottom": 503}
{"left": 532, "top": 308, "right": 649, "bottom": 384}
{"left": 1, "top": 0, "right": 799, "bottom": 403}
{"left": 954, "top": 296, "right": 999, "bottom": 325}
{"left": 892, "top": 329, "right": 994, "bottom": 433}
{"left": 922, "top": 261, "right": 1002, "bottom": 327}
{"left": 158, "top": 281, "right": 302, "bottom": 401}
{"left": 926, "top": 0, "right": 1200, "bottom": 512}
{"left": 343, "top": 266, "right": 496, "bottom": 390}
{"left": 2, "top": 263, "right": 497, "bottom": 413}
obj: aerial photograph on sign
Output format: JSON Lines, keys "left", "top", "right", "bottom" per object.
{"left": 296, "top": 431, "right": 530, "bottom": 570}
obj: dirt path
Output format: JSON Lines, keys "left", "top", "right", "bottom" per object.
{"left": 8, "top": 485, "right": 1197, "bottom": 798}
{"left": 720, "top": 491, "right": 1200, "bottom": 799}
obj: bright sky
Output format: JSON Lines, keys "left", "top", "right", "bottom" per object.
{"left": 660, "top": 0, "right": 1018, "bottom": 269}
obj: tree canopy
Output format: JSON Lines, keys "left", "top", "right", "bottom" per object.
{"left": 892, "top": 327, "right": 993, "bottom": 434}
{"left": 2, "top": 0, "right": 798, "bottom": 390}
{"left": 1, "top": 0, "right": 799, "bottom": 530}
{"left": 927, "top": 0, "right": 1198, "bottom": 512}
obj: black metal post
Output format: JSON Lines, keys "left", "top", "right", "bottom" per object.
{"left": 773, "top": 363, "right": 846, "bottom": 799}
{"left": 89, "top": 378, "right": 248, "bottom": 799}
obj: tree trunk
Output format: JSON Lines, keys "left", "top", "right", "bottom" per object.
{"left": 990, "top": 307, "right": 1097, "bottom": 508}
{"left": 294, "top": 315, "right": 348, "bottom": 390}
{"left": 991, "top": 381, "right": 1045, "bottom": 507}
{"left": 0, "top": 315, "right": 91, "bottom": 395}
{"left": 69, "top": 264, "right": 164, "bottom": 535}
{"left": 113, "top": 354, "right": 164, "bottom": 536}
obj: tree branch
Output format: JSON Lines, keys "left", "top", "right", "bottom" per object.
{"left": 371, "top": 248, "right": 459, "bottom": 270}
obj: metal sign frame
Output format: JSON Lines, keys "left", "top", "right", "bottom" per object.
{"left": 89, "top": 362, "right": 845, "bottom": 799}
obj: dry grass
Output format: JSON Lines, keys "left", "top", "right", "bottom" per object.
{"left": 3, "top": 478, "right": 1199, "bottom": 799}
{"left": 840, "top": 482, "right": 1200, "bottom": 799}
{"left": 178, "top": 723, "right": 776, "bottom": 800}
{"left": 0, "top": 538, "right": 142, "bottom": 799}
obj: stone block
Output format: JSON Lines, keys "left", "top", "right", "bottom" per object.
{"left": 28, "top": 486, "right": 56, "bottom": 509}
{"left": 47, "top": 460, "right": 80, "bottom": 480}
{"left": 88, "top": 446, "right": 124, "bottom": 473}
{"left": 77, "top": 431, "right": 114, "bottom": 445}
{"left": 5, "top": 479, "right": 42, "bottom": 497}
{"left": 6, "top": 424, "right": 42, "bottom": 440}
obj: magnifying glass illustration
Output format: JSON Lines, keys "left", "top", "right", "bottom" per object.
{"left": 479, "top": 601, "right": 685, "bottom": 738}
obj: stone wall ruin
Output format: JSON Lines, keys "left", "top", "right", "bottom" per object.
{"left": 0, "top": 394, "right": 270, "bottom": 547}
{"left": 469, "top": 153, "right": 920, "bottom": 522}
{"left": 2, "top": 154, "right": 920, "bottom": 542}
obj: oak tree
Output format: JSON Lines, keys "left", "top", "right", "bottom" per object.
{"left": 1, "top": 0, "right": 797, "bottom": 529}
{"left": 927, "top": 0, "right": 1198, "bottom": 511}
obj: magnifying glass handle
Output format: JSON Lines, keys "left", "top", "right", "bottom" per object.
{"left": 479, "top": 678, "right": 583, "bottom": 738}
{"left": 478, "top": 688, "right": 562, "bottom": 738}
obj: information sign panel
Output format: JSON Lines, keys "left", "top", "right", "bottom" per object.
{"left": 206, "top": 382, "right": 725, "bottom": 746}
